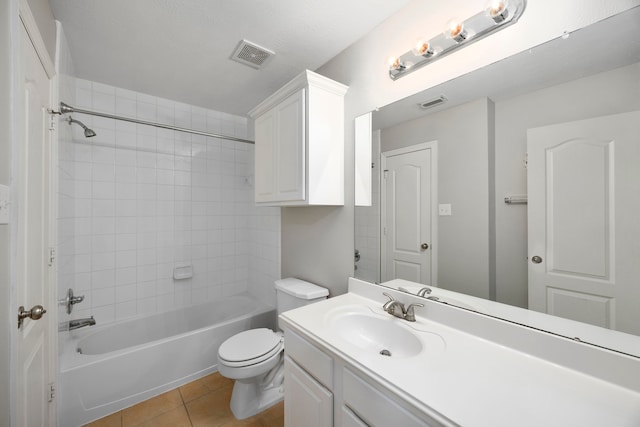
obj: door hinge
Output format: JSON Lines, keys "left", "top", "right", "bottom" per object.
{"left": 48, "top": 383, "right": 55, "bottom": 402}
{"left": 49, "top": 247, "right": 56, "bottom": 267}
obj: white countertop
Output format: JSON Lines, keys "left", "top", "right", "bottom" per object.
{"left": 280, "top": 283, "right": 640, "bottom": 427}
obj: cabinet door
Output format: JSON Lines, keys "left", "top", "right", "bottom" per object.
{"left": 254, "top": 108, "right": 276, "bottom": 202}
{"left": 275, "top": 89, "right": 305, "bottom": 202}
{"left": 285, "top": 355, "right": 333, "bottom": 427}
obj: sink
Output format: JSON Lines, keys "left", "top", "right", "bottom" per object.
{"left": 328, "top": 311, "right": 423, "bottom": 358}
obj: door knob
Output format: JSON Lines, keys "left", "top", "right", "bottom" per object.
{"left": 421, "top": 243, "right": 429, "bottom": 250}
{"left": 531, "top": 255, "right": 543, "bottom": 264}
{"left": 18, "top": 305, "right": 47, "bottom": 329}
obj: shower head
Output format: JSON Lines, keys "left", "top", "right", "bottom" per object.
{"left": 67, "top": 116, "right": 97, "bottom": 138}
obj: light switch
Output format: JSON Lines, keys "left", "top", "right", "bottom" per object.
{"left": 438, "top": 203, "right": 452, "bottom": 216}
{"left": 0, "top": 184, "right": 10, "bottom": 224}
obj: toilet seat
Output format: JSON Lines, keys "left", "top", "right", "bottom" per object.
{"left": 218, "top": 328, "right": 283, "bottom": 367}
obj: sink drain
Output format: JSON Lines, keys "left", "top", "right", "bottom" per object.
{"left": 379, "top": 349, "right": 392, "bottom": 357}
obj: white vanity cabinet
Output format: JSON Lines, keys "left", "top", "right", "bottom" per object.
{"left": 248, "top": 70, "right": 348, "bottom": 206}
{"left": 283, "top": 328, "right": 442, "bottom": 427}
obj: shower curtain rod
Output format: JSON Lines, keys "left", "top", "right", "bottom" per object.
{"left": 50, "top": 102, "right": 255, "bottom": 145}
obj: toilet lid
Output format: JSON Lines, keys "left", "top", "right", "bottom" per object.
{"left": 218, "top": 328, "right": 283, "bottom": 366}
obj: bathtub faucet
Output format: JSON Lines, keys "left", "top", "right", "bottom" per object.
{"left": 62, "top": 316, "right": 96, "bottom": 331}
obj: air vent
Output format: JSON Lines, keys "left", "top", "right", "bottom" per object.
{"left": 230, "top": 40, "right": 275, "bottom": 69}
{"left": 418, "top": 95, "right": 447, "bottom": 110}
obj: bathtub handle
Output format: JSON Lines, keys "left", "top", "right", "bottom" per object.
{"left": 60, "top": 288, "right": 85, "bottom": 314}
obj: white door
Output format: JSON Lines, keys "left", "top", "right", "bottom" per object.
{"left": 381, "top": 143, "right": 437, "bottom": 285}
{"left": 527, "top": 111, "right": 640, "bottom": 335}
{"left": 16, "top": 20, "right": 54, "bottom": 426}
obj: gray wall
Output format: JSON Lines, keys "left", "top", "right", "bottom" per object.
{"left": 26, "top": 0, "right": 56, "bottom": 61}
{"left": 0, "top": 0, "right": 12, "bottom": 422}
{"left": 494, "top": 62, "right": 640, "bottom": 307}
{"left": 380, "top": 98, "right": 494, "bottom": 299}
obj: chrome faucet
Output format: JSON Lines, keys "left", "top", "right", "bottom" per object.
{"left": 61, "top": 316, "right": 96, "bottom": 331}
{"left": 417, "top": 287, "right": 432, "bottom": 297}
{"left": 382, "top": 293, "right": 424, "bottom": 322}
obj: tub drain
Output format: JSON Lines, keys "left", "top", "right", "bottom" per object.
{"left": 379, "top": 349, "right": 392, "bottom": 357}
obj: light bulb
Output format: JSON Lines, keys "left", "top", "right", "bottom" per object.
{"left": 387, "top": 56, "right": 404, "bottom": 70}
{"left": 486, "top": 0, "right": 509, "bottom": 23}
{"left": 445, "top": 19, "right": 467, "bottom": 43}
{"left": 411, "top": 40, "right": 434, "bottom": 58}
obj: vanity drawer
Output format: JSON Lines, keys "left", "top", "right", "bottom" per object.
{"left": 284, "top": 328, "right": 333, "bottom": 388}
{"left": 341, "top": 406, "right": 368, "bottom": 427}
{"left": 343, "top": 368, "right": 440, "bottom": 427}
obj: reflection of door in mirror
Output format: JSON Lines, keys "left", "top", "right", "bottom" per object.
{"left": 527, "top": 111, "right": 640, "bottom": 336}
{"left": 381, "top": 143, "right": 437, "bottom": 285}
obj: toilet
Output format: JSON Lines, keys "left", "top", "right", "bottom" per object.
{"left": 217, "top": 278, "right": 329, "bottom": 419}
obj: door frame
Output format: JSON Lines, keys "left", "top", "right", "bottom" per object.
{"left": 380, "top": 141, "right": 438, "bottom": 285}
{"left": 12, "top": 1, "right": 57, "bottom": 425}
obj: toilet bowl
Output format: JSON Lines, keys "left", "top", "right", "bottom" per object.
{"left": 217, "top": 278, "right": 328, "bottom": 419}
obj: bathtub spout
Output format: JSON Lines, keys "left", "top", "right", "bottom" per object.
{"left": 63, "top": 316, "right": 96, "bottom": 331}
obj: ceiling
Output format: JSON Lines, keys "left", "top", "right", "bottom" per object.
{"left": 50, "top": 0, "right": 412, "bottom": 115}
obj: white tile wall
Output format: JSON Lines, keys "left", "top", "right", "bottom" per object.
{"left": 57, "top": 79, "right": 280, "bottom": 326}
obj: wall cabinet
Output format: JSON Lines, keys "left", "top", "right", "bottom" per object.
{"left": 284, "top": 328, "right": 442, "bottom": 427}
{"left": 249, "top": 70, "right": 348, "bottom": 206}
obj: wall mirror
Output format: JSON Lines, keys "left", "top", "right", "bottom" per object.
{"left": 354, "top": 7, "right": 640, "bottom": 357}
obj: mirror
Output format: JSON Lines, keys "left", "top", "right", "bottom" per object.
{"left": 354, "top": 7, "right": 640, "bottom": 356}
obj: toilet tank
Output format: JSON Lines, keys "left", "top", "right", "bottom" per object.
{"left": 275, "top": 278, "right": 329, "bottom": 316}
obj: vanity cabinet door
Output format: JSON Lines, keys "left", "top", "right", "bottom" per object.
{"left": 285, "top": 355, "right": 333, "bottom": 427}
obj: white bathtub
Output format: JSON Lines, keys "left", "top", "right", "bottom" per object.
{"left": 59, "top": 293, "right": 276, "bottom": 427}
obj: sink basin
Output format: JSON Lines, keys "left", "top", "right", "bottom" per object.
{"left": 329, "top": 312, "right": 423, "bottom": 358}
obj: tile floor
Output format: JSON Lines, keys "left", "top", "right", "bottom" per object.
{"left": 83, "top": 372, "right": 284, "bottom": 427}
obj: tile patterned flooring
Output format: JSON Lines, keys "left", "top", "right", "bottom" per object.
{"left": 83, "top": 372, "right": 284, "bottom": 427}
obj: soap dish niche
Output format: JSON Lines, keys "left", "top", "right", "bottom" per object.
{"left": 174, "top": 264, "right": 193, "bottom": 280}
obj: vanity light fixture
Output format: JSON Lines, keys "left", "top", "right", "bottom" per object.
{"left": 388, "top": 0, "right": 526, "bottom": 80}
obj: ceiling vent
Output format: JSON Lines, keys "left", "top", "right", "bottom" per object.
{"left": 230, "top": 40, "right": 275, "bottom": 70}
{"left": 418, "top": 95, "right": 447, "bottom": 110}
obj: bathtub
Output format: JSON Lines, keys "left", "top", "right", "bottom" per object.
{"left": 59, "top": 293, "right": 276, "bottom": 427}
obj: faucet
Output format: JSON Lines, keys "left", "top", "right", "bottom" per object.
{"left": 417, "top": 287, "right": 432, "bottom": 297}
{"left": 61, "top": 316, "right": 96, "bottom": 331}
{"left": 382, "top": 293, "right": 424, "bottom": 322}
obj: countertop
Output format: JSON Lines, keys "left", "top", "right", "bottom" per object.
{"left": 280, "top": 283, "right": 640, "bottom": 427}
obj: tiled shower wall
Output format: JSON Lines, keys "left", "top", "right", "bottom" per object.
{"left": 57, "top": 78, "right": 280, "bottom": 326}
